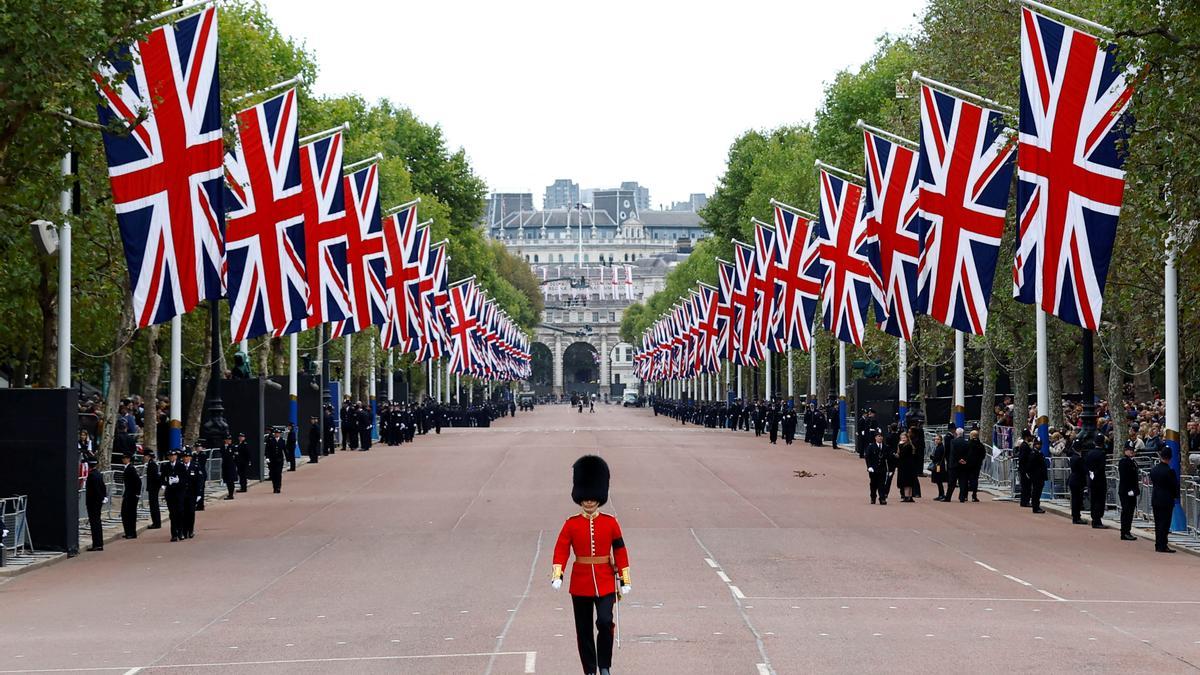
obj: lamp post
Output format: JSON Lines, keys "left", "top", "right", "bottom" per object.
{"left": 200, "top": 300, "right": 228, "bottom": 449}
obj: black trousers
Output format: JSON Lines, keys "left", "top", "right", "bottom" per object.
{"left": 945, "top": 470, "right": 967, "bottom": 501}
{"left": 868, "top": 471, "right": 889, "bottom": 502}
{"left": 1070, "top": 485, "right": 1085, "bottom": 521}
{"left": 238, "top": 464, "right": 249, "bottom": 491}
{"left": 1120, "top": 493, "right": 1136, "bottom": 535}
{"left": 225, "top": 478, "right": 236, "bottom": 498}
{"left": 1090, "top": 484, "right": 1107, "bottom": 525}
{"left": 87, "top": 505, "right": 103, "bottom": 549}
{"left": 148, "top": 489, "right": 161, "bottom": 527}
{"left": 121, "top": 495, "right": 138, "bottom": 537}
{"left": 969, "top": 469, "right": 981, "bottom": 497}
{"left": 1028, "top": 477, "right": 1045, "bottom": 511}
{"left": 1019, "top": 473, "right": 1031, "bottom": 506}
{"left": 1153, "top": 503, "right": 1172, "bottom": 550}
{"left": 166, "top": 493, "right": 183, "bottom": 538}
{"left": 270, "top": 469, "right": 282, "bottom": 493}
{"left": 181, "top": 496, "right": 196, "bottom": 536}
{"left": 572, "top": 593, "right": 616, "bottom": 674}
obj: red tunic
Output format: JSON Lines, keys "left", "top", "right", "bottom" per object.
{"left": 553, "top": 512, "right": 630, "bottom": 597}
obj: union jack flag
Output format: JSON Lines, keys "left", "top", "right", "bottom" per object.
{"left": 379, "top": 205, "right": 425, "bottom": 351}
{"left": 446, "top": 277, "right": 480, "bottom": 375}
{"left": 330, "top": 164, "right": 386, "bottom": 338}
{"left": 95, "top": 6, "right": 223, "bottom": 328}
{"left": 771, "top": 203, "right": 824, "bottom": 351}
{"left": 695, "top": 283, "right": 721, "bottom": 374}
{"left": 731, "top": 242, "right": 762, "bottom": 365}
{"left": 415, "top": 242, "right": 449, "bottom": 362}
{"left": 715, "top": 259, "right": 738, "bottom": 363}
{"left": 277, "top": 131, "right": 351, "bottom": 336}
{"left": 816, "top": 169, "right": 881, "bottom": 346}
{"left": 863, "top": 130, "right": 921, "bottom": 340}
{"left": 1013, "top": 8, "right": 1133, "bottom": 330}
{"left": 752, "top": 220, "right": 785, "bottom": 354}
{"left": 916, "top": 85, "right": 1017, "bottom": 335}
{"left": 224, "top": 88, "right": 307, "bottom": 343}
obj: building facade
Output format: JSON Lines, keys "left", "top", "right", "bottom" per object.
{"left": 543, "top": 178, "right": 579, "bottom": 210}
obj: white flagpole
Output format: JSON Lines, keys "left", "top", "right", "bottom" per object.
{"left": 56, "top": 143, "right": 72, "bottom": 388}
{"left": 765, "top": 351, "right": 773, "bottom": 401}
{"left": 387, "top": 349, "right": 395, "bottom": 403}
{"left": 343, "top": 334, "right": 352, "bottom": 407}
{"left": 369, "top": 334, "right": 377, "bottom": 440}
{"left": 1165, "top": 236, "right": 1185, "bottom": 530}
{"left": 898, "top": 338, "right": 907, "bottom": 426}
{"left": 169, "top": 315, "right": 182, "bottom": 452}
{"left": 289, "top": 333, "right": 298, "bottom": 454}
{"left": 1036, "top": 309, "right": 1050, "bottom": 455}
{"left": 954, "top": 331, "right": 965, "bottom": 429}
{"left": 787, "top": 350, "right": 794, "bottom": 403}
{"left": 456, "top": 373, "right": 461, "bottom": 403}
{"left": 838, "top": 342, "right": 847, "bottom": 445}
{"left": 737, "top": 364, "right": 743, "bottom": 400}
{"left": 809, "top": 344, "right": 817, "bottom": 404}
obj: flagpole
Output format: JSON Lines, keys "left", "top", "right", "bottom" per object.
{"left": 387, "top": 348, "right": 394, "bottom": 403}
{"left": 139, "top": 0, "right": 218, "bottom": 25}
{"left": 787, "top": 350, "right": 794, "bottom": 405}
{"left": 343, "top": 333, "right": 352, "bottom": 415}
{"left": 231, "top": 75, "right": 303, "bottom": 104}
{"left": 289, "top": 333, "right": 298, "bottom": 457}
{"left": 809, "top": 343, "right": 817, "bottom": 405}
{"left": 898, "top": 338, "right": 908, "bottom": 427}
{"left": 298, "top": 122, "right": 350, "bottom": 145}
{"left": 169, "top": 315, "right": 182, "bottom": 453}
{"left": 911, "top": 71, "right": 1016, "bottom": 114}
{"left": 56, "top": 139, "right": 72, "bottom": 388}
{"left": 426, "top": 359, "right": 432, "bottom": 401}
{"left": 343, "top": 153, "right": 384, "bottom": 174}
{"left": 954, "top": 331, "right": 966, "bottom": 429}
{"left": 369, "top": 334, "right": 377, "bottom": 441}
{"left": 1165, "top": 236, "right": 1187, "bottom": 530}
{"left": 737, "top": 364, "right": 743, "bottom": 400}
{"left": 1036, "top": 309, "right": 1050, "bottom": 456}
{"left": 838, "top": 342, "right": 848, "bottom": 445}
{"left": 765, "top": 351, "right": 773, "bottom": 401}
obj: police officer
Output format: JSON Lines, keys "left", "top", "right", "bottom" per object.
{"left": 143, "top": 448, "right": 163, "bottom": 529}
{"left": 180, "top": 446, "right": 201, "bottom": 539}
{"left": 84, "top": 456, "right": 107, "bottom": 551}
{"left": 358, "top": 404, "right": 372, "bottom": 450}
{"left": 120, "top": 452, "right": 141, "bottom": 539}
{"left": 781, "top": 407, "right": 797, "bottom": 445}
{"left": 1149, "top": 448, "right": 1179, "bottom": 553}
{"left": 219, "top": 433, "right": 238, "bottom": 500}
{"left": 1015, "top": 430, "right": 1035, "bottom": 508}
{"left": 865, "top": 432, "right": 891, "bottom": 505}
{"left": 307, "top": 415, "right": 321, "bottom": 464}
{"left": 233, "top": 432, "right": 251, "bottom": 492}
{"left": 1117, "top": 443, "right": 1140, "bottom": 541}
{"left": 323, "top": 405, "right": 336, "bottom": 454}
{"left": 1026, "top": 435, "right": 1047, "bottom": 514}
{"left": 265, "top": 427, "right": 285, "bottom": 494}
{"left": 163, "top": 447, "right": 186, "bottom": 542}
{"left": 1067, "top": 446, "right": 1088, "bottom": 525}
{"left": 1085, "top": 441, "right": 1109, "bottom": 529}
{"left": 286, "top": 423, "right": 298, "bottom": 471}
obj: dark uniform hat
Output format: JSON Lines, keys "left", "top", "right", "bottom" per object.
{"left": 571, "top": 455, "right": 610, "bottom": 507}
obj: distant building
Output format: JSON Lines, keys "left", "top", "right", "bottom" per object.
{"left": 592, "top": 188, "right": 639, "bottom": 225}
{"left": 619, "top": 181, "right": 651, "bottom": 212}
{"left": 668, "top": 192, "right": 709, "bottom": 212}
{"left": 485, "top": 192, "right": 535, "bottom": 227}
{"left": 543, "top": 179, "right": 579, "bottom": 210}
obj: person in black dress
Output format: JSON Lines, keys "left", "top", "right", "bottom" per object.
{"left": 896, "top": 432, "right": 921, "bottom": 502}
{"left": 929, "top": 435, "right": 947, "bottom": 500}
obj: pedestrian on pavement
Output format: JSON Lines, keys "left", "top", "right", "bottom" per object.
{"left": 287, "top": 423, "right": 298, "bottom": 471}
{"left": 120, "top": 452, "right": 141, "bottom": 539}
{"left": 552, "top": 455, "right": 630, "bottom": 675}
{"left": 307, "top": 415, "right": 321, "bottom": 464}
{"left": 84, "top": 457, "right": 106, "bottom": 551}
{"left": 233, "top": 431, "right": 251, "bottom": 492}
{"left": 1150, "top": 448, "right": 1179, "bottom": 553}
{"left": 358, "top": 404, "right": 372, "bottom": 450}
{"left": 1117, "top": 443, "right": 1140, "bottom": 541}
{"left": 940, "top": 428, "right": 969, "bottom": 503}
{"left": 896, "top": 432, "right": 921, "bottom": 502}
{"left": 1068, "top": 446, "right": 1088, "bottom": 525}
{"left": 966, "top": 430, "right": 987, "bottom": 502}
{"left": 1015, "top": 431, "right": 1035, "bottom": 508}
{"left": 1026, "top": 434, "right": 1047, "bottom": 514}
{"left": 143, "top": 448, "right": 162, "bottom": 529}
{"left": 266, "top": 427, "right": 285, "bottom": 494}
{"left": 781, "top": 408, "right": 797, "bottom": 445}
{"left": 220, "top": 433, "right": 238, "bottom": 500}
{"left": 929, "top": 435, "right": 947, "bottom": 500}
{"left": 1086, "top": 442, "right": 1109, "bottom": 529}
{"left": 193, "top": 444, "right": 208, "bottom": 511}
{"left": 164, "top": 448, "right": 185, "bottom": 541}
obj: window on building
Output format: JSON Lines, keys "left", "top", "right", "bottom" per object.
{"left": 533, "top": 254, "right": 539, "bottom": 263}
{"left": 592, "top": 312, "right": 599, "bottom": 323}
{"left": 625, "top": 350, "right": 632, "bottom": 362}
{"left": 623, "top": 253, "right": 628, "bottom": 262}
{"left": 583, "top": 254, "right": 589, "bottom": 262}
{"left": 557, "top": 254, "right": 564, "bottom": 262}
{"left": 609, "top": 312, "right": 616, "bottom": 322}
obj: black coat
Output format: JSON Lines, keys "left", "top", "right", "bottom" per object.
{"left": 163, "top": 460, "right": 187, "bottom": 498}
{"left": 950, "top": 437, "right": 970, "bottom": 471}
{"left": 1117, "top": 455, "right": 1140, "bottom": 498}
{"left": 183, "top": 461, "right": 202, "bottom": 501}
{"left": 122, "top": 463, "right": 142, "bottom": 499}
{"left": 929, "top": 443, "right": 948, "bottom": 484}
{"left": 864, "top": 443, "right": 893, "bottom": 473}
{"left": 265, "top": 436, "right": 286, "bottom": 474}
{"left": 145, "top": 459, "right": 162, "bottom": 494}
{"left": 220, "top": 443, "right": 239, "bottom": 482}
{"left": 85, "top": 470, "right": 107, "bottom": 510}
{"left": 1085, "top": 448, "right": 1108, "bottom": 490}
{"left": 1149, "top": 462, "right": 1179, "bottom": 509}
{"left": 1067, "top": 453, "right": 1087, "bottom": 489}
{"left": 966, "top": 439, "right": 987, "bottom": 470}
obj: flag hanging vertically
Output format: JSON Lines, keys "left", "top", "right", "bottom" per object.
{"left": 916, "top": 84, "right": 1017, "bottom": 335}
{"left": 816, "top": 169, "right": 879, "bottom": 346}
{"left": 446, "top": 277, "right": 480, "bottom": 375}
{"left": 379, "top": 204, "right": 424, "bottom": 351}
{"left": 416, "top": 242, "right": 449, "bottom": 362}
{"left": 1013, "top": 7, "right": 1133, "bottom": 330}
{"left": 95, "top": 6, "right": 224, "bottom": 328}
{"left": 224, "top": 88, "right": 307, "bottom": 343}
{"left": 624, "top": 265, "right": 634, "bottom": 300}
{"left": 715, "top": 259, "right": 738, "bottom": 365}
{"left": 771, "top": 203, "right": 824, "bottom": 351}
{"left": 731, "top": 242, "right": 762, "bottom": 365}
{"left": 863, "top": 130, "right": 921, "bottom": 340}
{"left": 752, "top": 220, "right": 785, "bottom": 353}
{"left": 331, "top": 163, "right": 386, "bottom": 338}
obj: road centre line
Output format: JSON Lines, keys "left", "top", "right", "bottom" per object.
{"left": 485, "top": 530, "right": 543, "bottom": 675}
{"left": 691, "top": 529, "right": 775, "bottom": 675}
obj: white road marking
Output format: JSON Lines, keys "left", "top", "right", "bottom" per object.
{"left": 8, "top": 652, "right": 543, "bottom": 673}
{"left": 974, "top": 561, "right": 998, "bottom": 572}
{"left": 1037, "top": 589, "right": 1068, "bottom": 602}
{"left": 705, "top": 558, "right": 719, "bottom": 568}
{"left": 757, "top": 665, "right": 771, "bottom": 675}
{"left": 524, "top": 651, "right": 536, "bottom": 674}
{"left": 742, "top": 594, "right": 1187, "bottom": 604}
{"left": 691, "top": 529, "right": 775, "bottom": 675}
{"left": 716, "top": 571, "right": 731, "bottom": 583}
{"left": 124, "top": 670, "right": 142, "bottom": 675}
{"left": 484, "top": 530, "right": 544, "bottom": 675}
{"left": 731, "top": 586, "right": 746, "bottom": 599}
{"left": 1004, "top": 575, "right": 1032, "bottom": 586}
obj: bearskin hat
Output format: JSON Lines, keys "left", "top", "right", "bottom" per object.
{"left": 572, "top": 455, "right": 610, "bottom": 506}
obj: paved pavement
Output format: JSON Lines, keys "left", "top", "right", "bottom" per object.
{"left": 1, "top": 404, "right": 1197, "bottom": 674}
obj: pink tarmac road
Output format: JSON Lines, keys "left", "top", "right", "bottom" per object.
{"left": 1, "top": 404, "right": 1197, "bottom": 674}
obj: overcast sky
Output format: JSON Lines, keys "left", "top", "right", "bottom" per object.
{"left": 263, "top": 0, "right": 927, "bottom": 209}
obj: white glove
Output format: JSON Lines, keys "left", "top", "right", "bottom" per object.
{"left": 620, "top": 585, "right": 631, "bottom": 596}
{"left": 551, "top": 578, "right": 562, "bottom": 590}
{"left": 1128, "top": 490, "right": 1135, "bottom": 496}
{"left": 196, "top": 497, "right": 202, "bottom": 505}
{"left": 1088, "top": 471, "right": 1095, "bottom": 480}
{"left": 867, "top": 467, "right": 874, "bottom": 473}
{"left": 102, "top": 497, "right": 109, "bottom": 505}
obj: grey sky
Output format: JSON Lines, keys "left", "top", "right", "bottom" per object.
{"left": 263, "top": 0, "right": 927, "bottom": 209}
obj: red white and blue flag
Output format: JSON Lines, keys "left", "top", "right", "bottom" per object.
{"left": 863, "top": 130, "right": 921, "bottom": 340}
{"left": 331, "top": 164, "right": 386, "bottom": 338}
{"left": 95, "top": 6, "right": 224, "bottom": 328}
{"left": 771, "top": 203, "right": 824, "bottom": 351}
{"left": 715, "top": 259, "right": 738, "bottom": 363}
{"left": 916, "top": 85, "right": 1017, "bottom": 335}
{"left": 379, "top": 205, "right": 424, "bottom": 350}
{"left": 223, "top": 88, "right": 307, "bottom": 343}
{"left": 415, "top": 242, "right": 449, "bottom": 362}
{"left": 817, "top": 169, "right": 881, "bottom": 347}
{"left": 752, "top": 221, "right": 785, "bottom": 354}
{"left": 1013, "top": 7, "right": 1133, "bottom": 330}
{"left": 446, "top": 277, "right": 480, "bottom": 375}
{"left": 731, "top": 242, "right": 762, "bottom": 366}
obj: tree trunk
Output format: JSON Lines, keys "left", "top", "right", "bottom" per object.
{"left": 140, "top": 325, "right": 163, "bottom": 454}
{"left": 37, "top": 256, "right": 56, "bottom": 387}
{"left": 1132, "top": 352, "right": 1153, "bottom": 401}
{"left": 1011, "top": 361, "right": 1028, "bottom": 433}
{"left": 258, "top": 336, "right": 270, "bottom": 378}
{"left": 1047, "top": 346, "right": 1063, "bottom": 430}
{"left": 183, "top": 308, "right": 213, "bottom": 446}
{"left": 1105, "top": 324, "right": 1125, "bottom": 461}
{"left": 979, "top": 336, "right": 996, "bottom": 445}
{"left": 99, "top": 286, "right": 137, "bottom": 471}
{"left": 12, "top": 341, "right": 29, "bottom": 388}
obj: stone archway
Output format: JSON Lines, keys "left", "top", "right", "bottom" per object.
{"left": 562, "top": 341, "right": 599, "bottom": 395}
{"left": 530, "top": 342, "right": 553, "bottom": 389}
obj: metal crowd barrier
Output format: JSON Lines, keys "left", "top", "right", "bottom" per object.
{"left": 1, "top": 495, "right": 32, "bottom": 557}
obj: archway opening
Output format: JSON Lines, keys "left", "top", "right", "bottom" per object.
{"left": 530, "top": 342, "right": 553, "bottom": 387}
{"left": 563, "top": 341, "right": 599, "bottom": 393}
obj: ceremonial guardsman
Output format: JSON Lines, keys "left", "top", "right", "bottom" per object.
{"left": 552, "top": 455, "right": 631, "bottom": 675}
